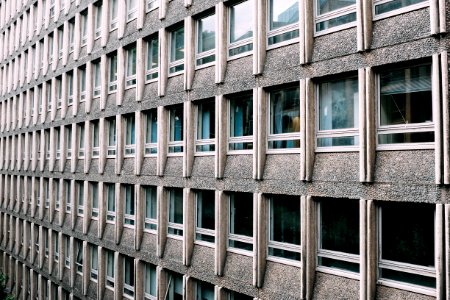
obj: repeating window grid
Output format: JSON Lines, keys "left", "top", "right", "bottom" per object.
{"left": 195, "top": 14, "right": 216, "bottom": 69}
{"left": 106, "top": 184, "right": 116, "bottom": 223}
{"left": 144, "top": 110, "right": 157, "bottom": 156}
{"left": 92, "top": 121, "right": 100, "bottom": 158}
{"left": 93, "top": 62, "right": 101, "bottom": 98}
{"left": 313, "top": 0, "right": 357, "bottom": 36}
{"left": 168, "top": 26, "right": 185, "bottom": 75}
{"left": 145, "top": 37, "right": 159, "bottom": 82}
{"left": 147, "top": 0, "right": 159, "bottom": 12}
{"left": 108, "top": 54, "right": 118, "bottom": 92}
{"left": 107, "top": 118, "right": 117, "bottom": 157}
{"left": 373, "top": 0, "right": 429, "bottom": 20}
{"left": 195, "top": 100, "right": 215, "bottom": 155}
{"left": 91, "top": 183, "right": 99, "bottom": 219}
{"left": 124, "top": 115, "right": 136, "bottom": 157}
{"left": 266, "top": 0, "right": 299, "bottom": 49}
{"left": 126, "top": 47, "right": 137, "bottom": 87}
{"left": 144, "top": 187, "right": 157, "bottom": 232}
{"left": 124, "top": 185, "right": 135, "bottom": 227}
{"left": 227, "top": 0, "right": 253, "bottom": 60}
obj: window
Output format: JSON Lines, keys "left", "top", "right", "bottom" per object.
{"left": 229, "top": 94, "right": 253, "bottom": 152}
{"left": 144, "top": 263, "right": 157, "bottom": 300}
{"left": 76, "top": 181, "right": 84, "bottom": 216}
{"left": 126, "top": 46, "right": 137, "bottom": 87}
{"left": 78, "top": 123, "right": 85, "bottom": 158}
{"left": 124, "top": 114, "right": 136, "bottom": 156}
{"left": 80, "top": 10, "right": 88, "bottom": 45}
{"left": 56, "top": 77, "right": 63, "bottom": 108}
{"left": 44, "top": 228, "right": 49, "bottom": 257}
{"left": 268, "top": 195, "right": 301, "bottom": 262}
{"left": 45, "top": 130, "right": 51, "bottom": 159}
{"left": 79, "top": 67, "right": 87, "bottom": 102}
{"left": 167, "top": 272, "right": 183, "bottom": 300}
{"left": 378, "top": 202, "right": 435, "bottom": 292}
{"left": 94, "top": 2, "right": 102, "bottom": 39}
{"left": 314, "top": 0, "right": 357, "bottom": 34}
{"left": 124, "top": 185, "right": 135, "bottom": 227}
{"left": 55, "top": 180, "right": 60, "bottom": 210}
{"left": 195, "top": 190, "right": 215, "bottom": 244}
{"left": 168, "top": 188, "right": 183, "bottom": 237}
{"left": 76, "top": 240, "right": 83, "bottom": 273}
{"left": 46, "top": 81, "right": 52, "bottom": 112}
{"left": 228, "top": 0, "right": 253, "bottom": 58}
{"left": 93, "top": 61, "right": 101, "bottom": 97}
{"left": 377, "top": 64, "right": 433, "bottom": 149}
{"left": 35, "top": 226, "right": 40, "bottom": 254}
{"left": 50, "top": 0, "right": 55, "bottom": 18}
{"left": 317, "top": 76, "right": 359, "bottom": 150}
{"left": 92, "top": 121, "right": 100, "bottom": 158}
{"left": 374, "top": 0, "right": 428, "bottom": 19}
{"left": 55, "top": 127, "right": 61, "bottom": 159}
{"left": 44, "top": 178, "right": 50, "bottom": 208}
{"left": 64, "top": 180, "right": 71, "bottom": 213}
{"left": 144, "top": 186, "right": 157, "bottom": 231}
{"left": 90, "top": 245, "right": 98, "bottom": 281}
{"left": 144, "top": 110, "right": 158, "bottom": 155}
{"left": 268, "top": 0, "right": 299, "bottom": 46}
{"left": 268, "top": 86, "right": 300, "bottom": 151}
{"left": 67, "top": 72, "right": 74, "bottom": 105}
{"left": 123, "top": 256, "right": 135, "bottom": 298}
{"left": 66, "top": 125, "right": 72, "bottom": 159}
{"left": 110, "top": 0, "right": 118, "bottom": 30}
{"left": 196, "top": 13, "right": 215, "bottom": 67}
{"left": 68, "top": 19, "right": 75, "bottom": 52}
{"left": 53, "top": 232, "right": 60, "bottom": 262}
{"left": 58, "top": 26, "right": 63, "bottom": 58}
{"left": 195, "top": 100, "right": 215, "bottom": 153}
{"left": 107, "top": 117, "right": 117, "bottom": 157}
{"left": 106, "top": 183, "right": 116, "bottom": 223}
{"left": 146, "top": 36, "right": 159, "bottom": 81}
{"left": 169, "top": 25, "right": 185, "bottom": 75}
{"left": 109, "top": 53, "right": 118, "bottom": 92}
{"left": 147, "top": 0, "right": 158, "bottom": 12}
{"left": 91, "top": 182, "right": 99, "bottom": 219}
{"left": 196, "top": 281, "right": 214, "bottom": 300}
{"left": 168, "top": 105, "right": 184, "bottom": 154}
{"left": 106, "top": 250, "right": 115, "bottom": 289}
{"left": 317, "top": 198, "right": 360, "bottom": 275}
{"left": 127, "top": 0, "right": 137, "bottom": 21}
{"left": 64, "top": 235, "right": 70, "bottom": 267}
{"left": 228, "top": 291, "right": 253, "bottom": 300}
{"left": 229, "top": 192, "right": 253, "bottom": 252}
{"left": 48, "top": 34, "right": 54, "bottom": 62}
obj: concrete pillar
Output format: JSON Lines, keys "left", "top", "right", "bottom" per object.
{"left": 118, "top": 0, "right": 126, "bottom": 38}
{"left": 59, "top": 178, "right": 66, "bottom": 227}
{"left": 183, "top": 188, "right": 195, "bottom": 266}
{"left": 70, "top": 123, "right": 77, "bottom": 173}
{"left": 83, "top": 181, "right": 91, "bottom": 235}
{"left": 52, "top": 29, "right": 59, "bottom": 72}
{"left": 433, "top": 54, "right": 442, "bottom": 184}
{"left": 98, "top": 246, "right": 105, "bottom": 299}
{"left": 431, "top": 0, "right": 439, "bottom": 34}
{"left": 73, "top": 67, "right": 79, "bottom": 116}
{"left": 442, "top": 52, "right": 450, "bottom": 184}
{"left": 302, "top": 0, "right": 313, "bottom": 64}
{"left": 157, "top": 106, "right": 168, "bottom": 176}
{"left": 359, "top": 69, "right": 367, "bottom": 182}
{"left": 59, "top": 125, "right": 66, "bottom": 172}
{"left": 215, "top": 95, "right": 227, "bottom": 178}
{"left": 49, "top": 127, "right": 56, "bottom": 172}
{"left": 215, "top": 2, "right": 227, "bottom": 84}
{"left": 69, "top": 236, "right": 75, "bottom": 287}
{"left": 61, "top": 73, "right": 68, "bottom": 119}
{"left": 255, "top": 193, "right": 267, "bottom": 287}
{"left": 135, "top": 185, "right": 144, "bottom": 250}
{"left": 115, "top": 183, "right": 123, "bottom": 244}
{"left": 158, "top": 28, "right": 168, "bottom": 96}
{"left": 49, "top": 178, "right": 55, "bottom": 223}
{"left": 366, "top": 200, "right": 376, "bottom": 300}
{"left": 304, "top": 79, "right": 315, "bottom": 181}
{"left": 157, "top": 186, "right": 167, "bottom": 257}
{"left": 184, "top": 17, "right": 195, "bottom": 90}
{"left": 135, "top": 259, "right": 144, "bottom": 299}
{"left": 70, "top": 180, "right": 77, "bottom": 230}
{"left": 215, "top": 190, "right": 228, "bottom": 276}
{"left": 101, "top": 0, "right": 109, "bottom": 47}
{"left": 73, "top": 13, "right": 81, "bottom": 61}
{"left": 85, "top": 61, "right": 93, "bottom": 114}
{"left": 365, "top": 67, "right": 375, "bottom": 183}
{"left": 255, "top": 88, "right": 267, "bottom": 180}
{"left": 87, "top": 4, "right": 95, "bottom": 54}
{"left": 136, "top": 38, "right": 145, "bottom": 101}
{"left": 135, "top": 111, "right": 144, "bottom": 175}
{"left": 114, "top": 252, "right": 123, "bottom": 300}
{"left": 305, "top": 196, "right": 316, "bottom": 299}
{"left": 159, "top": 0, "right": 168, "bottom": 19}
{"left": 39, "top": 177, "right": 44, "bottom": 220}
{"left": 254, "top": 0, "right": 266, "bottom": 75}
{"left": 359, "top": 199, "right": 367, "bottom": 300}
{"left": 117, "top": 47, "right": 125, "bottom": 106}
{"left": 183, "top": 100, "right": 195, "bottom": 177}
{"left": 82, "top": 241, "right": 89, "bottom": 295}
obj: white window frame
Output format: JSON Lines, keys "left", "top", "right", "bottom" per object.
{"left": 44, "top": 228, "right": 49, "bottom": 257}
{"left": 78, "top": 123, "right": 85, "bottom": 158}
{"left": 94, "top": 3, "right": 102, "bottom": 39}
{"left": 91, "top": 182, "right": 99, "bottom": 219}
{"left": 195, "top": 13, "right": 216, "bottom": 69}
{"left": 373, "top": 0, "right": 429, "bottom": 21}
{"left": 75, "top": 241, "right": 83, "bottom": 274}
{"left": 194, "top": 100, "right": 215, "bottom": 156}
{"left": 376, "top": 64, "right": 434, "bottom": 151}
{"left": 227, "top": 96, "right": 253, "bottom": 155}
{"left": 77, "top": 181, "right": 84, "bottom": 216}
{"left": 54, "top": 180, "right": 60, "bottom": 210}
{"left": 66, "top": 126, "right": 72, "bottom": 159}
{"left": 49, "top": 0, "right": 55, "bottom": 18}
{"left": 55, "top": 127, "right": 61, "bottom": 159}
{"left": 58, "top": 27, "right": 63, "bottom": 59}
{"left": 144, "top": 264, "right": 157, "bottom": 300}
{"left": 106, "top": 250, "right": 115, "bottom": 290}
{"left": 93, "top": 62, "right": 101, "bottom": 98}
{"left": 92, "top": 121, "right": 100, "bottom": 158}
{"left": 168, "top": 26, "right": 185, "bottom": 76}
{"left": 108, "top": 54, "right": 118, "bottom": 93}
{"left": 314, "top": 0, "right": 357, "bottom": 37}
{"left": 45, "top": 131, "right": 51, "bottom": 160}
{"left": 90, "top": 246, "right": 98, "bottom": 281}
{"left": 56, "top": 77, "right": 63, "bottom": 108}
{"left": 228, "top": 193, "right": 253, "bottom": 255}
{"left": 315, "top": 77, "right": 359, "bottom": 153}
{"left": 64, "top": 236, "right": 70, "bottom": 267}
{"left": 107, "top": 118, "right": 117, "bottom": 158}
{"left": 124, "top": 185, "right": 135, "bottom": 228}
{"left": 65, "top": 180, "right": 72, "bottom": 213}
{"left": 106, "top": 184, "right": 116, "bottom": 224}
{"left": 168, "top": 106, "right": 184, "bottom": 156}
{"left": 124, "top": 115, "right": 136, "bottom": 157}
{"left": 53, "top": 232, "right": 59, "bottom": 262}
{"left": 377, "top": 205, "right": 436, "bottom": 296}
{"left": 79, "top": 67, "right": 87, "bottom": 102}
{"left": 110, "top": 0, "right": 118, "bottom": 31}
{"left": 69, "top": 20, "right": 75, "bottom": 53}
{"left": 81, "top": 11, "right": 88, "bottom": 46}
{"left": 144, "top": 110, "right": 158, "bottom": 157}
{"left": 194, "top": 191, "right": 215, "bottom": 247}
{"left": 167, "top": 189, "right": 183, "bottom": 239}
{"left": 67, "top": 72, "right": 74, "bottom": 106}
{"left": 146, "top": 0, "right": 159, "bottom": 12}
{"left": 145, "top": 37, "right": 159, "bottom": 82}
{"left": 227, "top": 0, "right": 254, "bottom": 61}
{"left": 127, "top": 0, "right": 138, "bottom": 21}
{"left": 48, "top": 34, "right": 54, "bottom": 63}
{"left": 144, "top": 186, "right": 157, "bottom": 232}
{"left": 46, "top": 82, "right": 52, "bottom": 112}
{"left": 266, "top": 0, "right": 300, "bottom": 50}
{"left": 126, "top": 46, "right": 137, "bottom": 88}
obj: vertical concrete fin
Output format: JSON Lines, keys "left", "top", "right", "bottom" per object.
{"left": 215, "top": 190, "right": 228, "bottom": 276}
{"left": 441, "top": 52, "right": 449, "bottom": 184}
{"left": 183, "top": 100, "right": 195, "bottom": 178}
{"left": 157, "top": 106, "right": 168, "bottom": 176}
{"left": 433, "top": 54, "right": 442, "bottom": 184}
{"left": 359, "top": 68, "right": 367, "bottom": 182}
{"left": 158, "top": 28, "right": 168, "bottom": 97}
{"left": 256, "top": 193, "right": 267, "bottom": 288}
{"left": 305, "top": 79, "right": 315, "bottom": 181}
{"left": 365, "top": 67, "right": 376, "bottom": 183}
{"left": 215, "top": 95, "right": 227, "bottom": 179}
{"left": 183, "top": 188, "right": 195, "bottom": 266}
{"left": 300, "top": 80, "right": 306, "bottom": 180}
{"left": 215, "top": 2, "right": 227, "bottom": 83}
{"left": 157, "top": 186, "right": 167, "bottom": 257}
{"left": 436, "top": 204, "right": 445, "bottom": 300}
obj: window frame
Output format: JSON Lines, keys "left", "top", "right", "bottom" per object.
{"left": 75, "top": 240, "right": 83, "bottom": 274}
{"left": 107, "top": 118, "right": 117, "bottom": 158}
{"left": 91, "top": 182, "right": 99, "bottom": 219}
{"left": 145, "top": 36, "right": 159, "bottom": 82}
{"left": 227, "top": 0, "right": 254, "bottom": 60}
{"left": 125, "top": 46, "right": 137, "bottom": 88}
{"left": 195, "top": 12, "right": 216, "bottom": 69}
{"left": 167, "top": 188, "right": 184, "bottom": 239}
{"left": 80, "top": 10, "right": 88, "bottom": 46}
{"left": 266, "top": 0, "right": 300, "bottom": 50}
{"left": 124, "top": 184, "right": 135, "bottom": 228}
{"left": 313, "top": 0, "right": 357, "bottom": 36}
{"left": 168, "top": 25, "right": 185, "bottom": 76}
{"left": 77, "top": 123, "right": 85, "bottom": 158}
{"left": 64, "top": 180, "right": 71, "bottom": 214}
{"left": 79, "top": 67, "right": 87, "bottom": 102}
{"left": 144, "top": 263, "right": 157, "bottom": 300}
{"left": 106, "top": 250, "right": 115, "bottom": 290}
{"left": 108, "top": 53, "right": 118, "bottom": 93}
{"left": 144, "top": 110, "right": 158, "bottom": 157}
{"left": 373, "top": 0, "right": 429, "bottom": 21}
{"left": 93, "top": 61, "right": 101, "bottom": 98}
{"left": 90, "top": 245, "right": 99, "bottom": 281}
{"left": 127, "top": 0, "right": 138, "bottom": 22}
{"left": 228, "top": 193, "right": 254, "bottom": 255}
{"left": 144, "top": 186, "right": 157, "bottom": 233}
{"left": 106, "top": 183, "right": 116, "bottom": 224}
{"left": 227, "top": 95, "right": 254, "bottom": 154}
{"left": 194, "top": 99, "right": 216, "bottom": 156}
{"left": 64, "top": 235, "right": 70, "bottom": 268}
{"left": 124, "top": 114, "right": 136, "bottom": 157}
{"left": 146, "top": 0, "right": 159, "bottom": 12}
{"left": 94, "top": 2, "right": 102, "bottom": 39}
{"left": 167, "top": 105, "right": 184, "bottom": 156}
{"left": 194, "top": 190, "right": 215, "bottom": 247}
{"left": 91, "top": 121, "right": 100, "bottom": 158}
{"left": 110, "top": 0, "right": 119, "bottom": 31}
{"left": 123, "top": 256, "right": 135, "bottom": 298}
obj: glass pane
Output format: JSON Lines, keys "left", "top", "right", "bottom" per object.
{"left": 378, "top": 132, "right": 434, "bottom": 144}
{"left": 147, "top": 38, "right": 159, "bottom": 71}
{"left": 107, "top": 185, "right": 115, "bottom": 212}
{"left": 196, "top": 233, "right": 215, "bottom": 243}
{"left": 379, "top": 65, "right": 432, "bottom": 126}
{"left": 109, "top": 119, "right": 116, "bottom": 146}
{"left": 381, "top": 202, "right": 434, "bottom": 267}
{"left": 126, "top": 116, "right": 135, "bottom": 145}
{"left": 145, "top": 264, "right": 157, "bottom": 296}
{"left": 268, "top": 247, "right": 301, "bottom": 260}
{"left": 270, "top": 87, "right": 300, "bottom": 135}
{"left": 268, "top": 30, "right": 299, "bottom": 45}
{"left": 379, "top": 268, "right": 435, "bottom": 288}
{"left": 197, "top": 100, "right": 215, "bottom": 140}
{"left": 228, "top": 43, "right": 253, "bottom": 56}
{"left": 375, "top": 0, "right": 426, "bottom": 15}
{"left": 319, "top": 77, "right": 358, "bottom": 131}
{"left": 145, "top": 186, "right": 157, "bottom": 220}
{"left": 197, "top": 14, "right": 215, "bottom": 54}
{"left": 269, "top": 0, "right": 299, "bottom": 30}
{"left": 92, "top": 184, "right": 98, "bottom": 209}
{"left": 109, "top": 55, "right": 117, "bottom": 82}
{"left": 127, "top": 47, "right": 137, "bottom": 77}
{"left": 170, "top": 106, "right": 184, "bottom": 142}
{"left": 197, "top": 282, "right": 215, "bottom": 300}
{"left": 170, "top": 26, "right": 184, "bottom": 62}
{"left": 228, "top": 239, "right": 253, "bottom": 251}
{"left": 270, "top": 195, "right": 300, "bottom": 245}
{"left": 146, "top": 111, "right": 158, "bottom": 144}
{"left": 230, "top": 96, "right": 253, "bottom": 138}
{"left": 316, "top": 12, "right": 356, "bottom": 32}
{"left": 317, "top": 136, "right": 359, "bottom": 147}
{"left": 317, "top": 0, "right": 356, "bottom": 15}
{"left": 318, "top": 257, "right": 360, "bottom": 273}
{"left": 320, "top": 198, "right": 359, "bottom": 255}
{"left": 169, "top": 189, "right": 183, "bottom": 224}
{"left": 230, "top": 193, "right": 253, "bottom": 237}
{"left": 125, "top": 185, "right": 135, "bottom": 215}
{"left": 196, "top": 190, "right": 215, "bottom": 231}
{"left": 230, "top": 0, "right": 253, "bottom": 43}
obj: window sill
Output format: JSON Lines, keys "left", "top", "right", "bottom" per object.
{"left": 266, "top": 256, "right": 301, "bottom": 268}
{"left": 167, "top": 234, "right": 183, "bottom": 241}
{"left": 227, "top": 51, "right": 252, "bottom": 62}
{"left": 377, "top": 279, "right": 436, "bottom": 297}
{"left": 315, "top": 146, "right": 359, "bottom": 153}
{"left": 373, "top": 2, "right": 429, "bottom": 21}
{"left": 266, "top": 37, "right": 299, "bottom": 51}
{"left": 227, "top": 247, "right": 253, "bottom": 257}
{"left": 194, "top": 240, "right": 215, "bottom": 249}
{"left": 227, "top": 150, "right": 252, "bottom": 155}
{"left": 266, "top": 149, "right": 301, "bottom": 155}
{"left": 167, "top": 152, "right": 183, "bottom": 157}
{"left": 195, "top": 61, "right": 215, "bottom": 71}
{"left": 316, "top": 267, "right": 360, "bottom": 280}
{"left": 168, "top": 71, "right": 184, "bottom": 78}
{"left": 376, "top": 142, "right": 435, "bottom": 151}
{"left": 194, "top": 151, "right": 214, "bottom": 157}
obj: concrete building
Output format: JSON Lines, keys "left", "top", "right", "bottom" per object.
{"left": 0, "top": 0, "right": 448, "bottom": 299}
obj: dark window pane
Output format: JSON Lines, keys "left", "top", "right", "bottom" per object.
{"left": 270, "top": 195, "right": 300, "bottom": 245}
{"left": 318, "top": 257, "right": 360, "bottom": 273}
{"left": 380, "top": 268, "right": 435, "bottom": 288}
{"left": 197, "top": 190, "right": 215, "bottom": 230}
{"left": 378, "top": 132, "right": 434, "bottom": 144}
{"left": 230, "top": 193, "right": 253, "bottom": 237}
{"left": 375, "top": 0, "right": 426, "bottom": 15}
